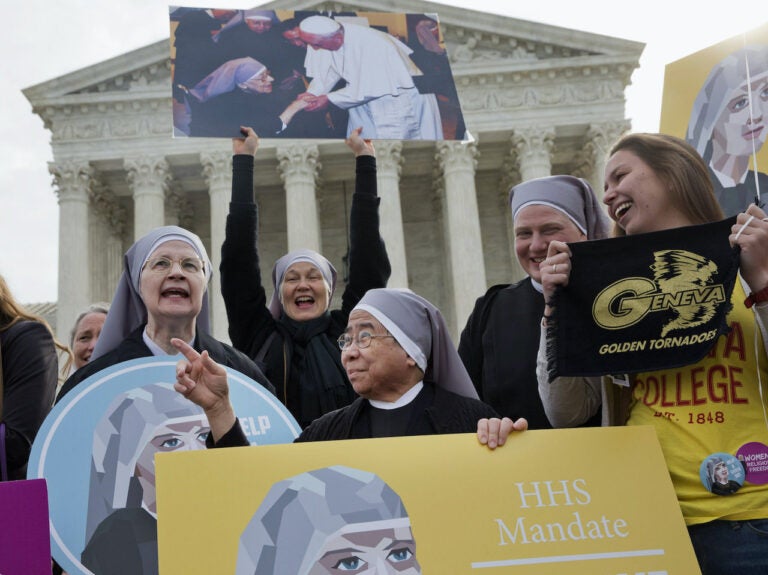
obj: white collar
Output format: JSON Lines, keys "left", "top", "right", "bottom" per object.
{"left": 368, "top": 381, "right": 424, "bottom": 410}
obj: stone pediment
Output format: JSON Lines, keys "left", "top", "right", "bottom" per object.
{"left": 25, "top": 0, "right": 642, "bottom": 103}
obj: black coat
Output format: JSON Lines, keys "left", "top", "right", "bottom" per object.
{"left": 57, "top": 325, "right": 273, "bottom": 402}
{"left": 0, "top": 321, "right": 58, "bottom": 480}
{"left": 221, "top": 154, "right": 390, "bottom": 427}
{"left": 212, "top": 383, "right": 498, "bottom": 447}
{"left": 296, "top": 384, "right": 499, "bottom": 442}
{"left": 459, "top": 277, "right": 601, "bottom": 429}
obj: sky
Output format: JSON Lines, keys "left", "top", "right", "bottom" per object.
{"left": 0, "top": 0, "right": 760, "bottom": 303}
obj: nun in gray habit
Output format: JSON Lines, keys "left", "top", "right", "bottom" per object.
{"left": 192, "top": 288, "right": 498, "bottom": 447}
{"left": 57, "top": 225, "right": 273, "bottom": 402}
{"left": 458, "top": 175, "right": 610, "bottom": 429}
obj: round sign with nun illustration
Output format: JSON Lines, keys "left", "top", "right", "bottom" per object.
{"left": 28, "top": 357, "right": 299, "bottom": 575}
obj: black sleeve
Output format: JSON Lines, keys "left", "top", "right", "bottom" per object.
{"left": 207, "top": 419, "right": 250, "bottom": 448}
{"left": 1, "top": 322, "right": 58, "bottom": 477}
{"left": 339, "top": 155, "right": 392, "bottom": 318}
{"left": 457, "top": 286, "right": 505, "bottom": 399}
{"left": 458, "top": 295, "right": 486, "bottom": 397}
{"left": 220, "top": 154, "right": 277, "bottom": 358}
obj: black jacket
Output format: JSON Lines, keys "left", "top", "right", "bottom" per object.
{"left": 221, "top": 154, "right": 390, "bottom": 427}
{"left": 212, "top": 384, "right": 498, "bottom": 447}
{"left": 0, "top": 321, "right": 59, "bottom": 480}
{"left": 57, "top": 325, "right": 274, "bottom": 402}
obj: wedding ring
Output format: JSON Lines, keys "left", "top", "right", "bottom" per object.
{"left": 553, "top": 264, "right": 558, "bottom": 274}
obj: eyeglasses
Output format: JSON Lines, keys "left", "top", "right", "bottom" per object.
{"left": 143, "top": 256, "right": 205, "bottom": 275}
{"left": 337, "top": 331, "right": 395, "bottom": 350}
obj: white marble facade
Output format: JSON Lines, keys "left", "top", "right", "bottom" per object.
{"left": 24, "top": 0, "right": 643, "bottom": 342}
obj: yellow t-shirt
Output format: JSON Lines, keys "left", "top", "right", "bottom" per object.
{"left": 627, "top": 281, "right": 768, "bottom": 525}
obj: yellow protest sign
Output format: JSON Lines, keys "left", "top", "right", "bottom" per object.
{"left": 157, "top": 426, "right": 699, "bottom": 574}
{"left": 660, "top": 23, "right": 768, "bottom": 216}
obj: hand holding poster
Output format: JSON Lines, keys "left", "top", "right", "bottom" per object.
{"left": 170, "top": 7, "right": 466, "bottom": 140}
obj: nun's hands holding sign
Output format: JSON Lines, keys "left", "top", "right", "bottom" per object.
{"left": 172, "top": 338, "right": 236, "bottom": 442}
{"left": 541, "top": 240, "right": 574, "bottom": 321}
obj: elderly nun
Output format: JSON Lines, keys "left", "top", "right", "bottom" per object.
{"left": 57, "top": 225, "right": 272, "bottom": 401}
{"left": 685, "top": 45, "right": 768, "bottom": 216}
{"left": 235, "top": 465, "right": 421, "bottom": 575}
{"left": 219, "top": 126, "right": 391, "bottom": 430}
{"left": 81, "top": 383, "right": 208, "bottom": 575}
{"left": 182, "top": 56, "right": 308, "bottom": 137}
{"left": 172, "top": 288, "right": 526, "bottom": 446}
{"left": 459, "top": 175, "right": 610, "bottom": 429}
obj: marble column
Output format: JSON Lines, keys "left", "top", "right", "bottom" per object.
{"left": 499, "top": 151, "right": 525, "bottom": 283}
{"left": 201, "top": 151, "right": 233, "bottom": 342}
{"left": 276, "top": 143, "right": 321, "bottom": 253}
{"left": 375, "top": 142, "right": 408, "bottom": 288}
{"left": 508, "top": 127, "right": 555, "bottom": 282}
{"left": 585, "top": 121, "right": 630, "bottom": 201}
{"left": 50, "top": 159, "right": 92, "bottom": 343}
{"left": 512, "top": 127, "right": 555, "bottom": 182}
{"left": 88, "top": 179, "right": 125, "bottom": 302}
{"left": 436, "top": 140, "right": 486, "bottom": 337}
{"left": 125, "top": 156, "right": 170, "bottom": 239}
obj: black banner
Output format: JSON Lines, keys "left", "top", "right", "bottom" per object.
{"left": 547, "top": 217, "right": 739, "bottom": 378}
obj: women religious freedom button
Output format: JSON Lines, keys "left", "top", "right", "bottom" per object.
{"left": 27, "top": 356, "right": 300, "bottom": 575}
{"left": 737, "top": 442, "right": 768, "bottom": 485}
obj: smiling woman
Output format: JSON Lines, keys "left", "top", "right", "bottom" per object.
{"left": 56, "top": 226, "right": 274, "bottom": 405}
{"left": 221, "top": 127, "right": 391, "bottom": 428}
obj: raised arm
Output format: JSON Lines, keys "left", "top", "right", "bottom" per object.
{"left": 220, "top": 127, "right": 276, "bottom": 358}
{"left": 535, "top": 239, "right": 603, "bottom": 427}
{"left": 339, "top": 127, "right": 392, "bottom": 317}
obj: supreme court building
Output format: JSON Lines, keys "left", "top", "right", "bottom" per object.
{"left": 24, "top": 0, "right": 643, "bottom": 343}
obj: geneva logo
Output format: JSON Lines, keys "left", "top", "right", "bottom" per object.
{"left": 592, "top": 249, "right": 725, "bottom": 336}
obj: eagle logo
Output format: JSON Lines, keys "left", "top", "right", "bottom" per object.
{"left": 651, "top": 249, "right": 719, "bottom": 337}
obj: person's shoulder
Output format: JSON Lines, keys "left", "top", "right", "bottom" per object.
{"left": 474, "top": 283, "right": 512, "bottom": 305}
{"left": 1, "top": 320, "right": 51, "bottom": 344}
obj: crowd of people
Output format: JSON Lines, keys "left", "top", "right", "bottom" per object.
{"left": 3, "top": 14, "right": 768, "bottom": 575}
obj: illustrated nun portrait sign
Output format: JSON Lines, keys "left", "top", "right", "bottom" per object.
{"left": 686, "top": 44, "right": 768, "bottom": 216}
{"left": 80, "top": 383, "right": 209, "bottom": 573}
{"left": 234, "top": 465, "right": 421, "bottom": 575}
{"left": 27, "top": 357, "right": 300, "bottom": 575}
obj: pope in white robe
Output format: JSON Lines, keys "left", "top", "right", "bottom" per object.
{"left": 299, "top": 15, "right": 444, "bottom": 140}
